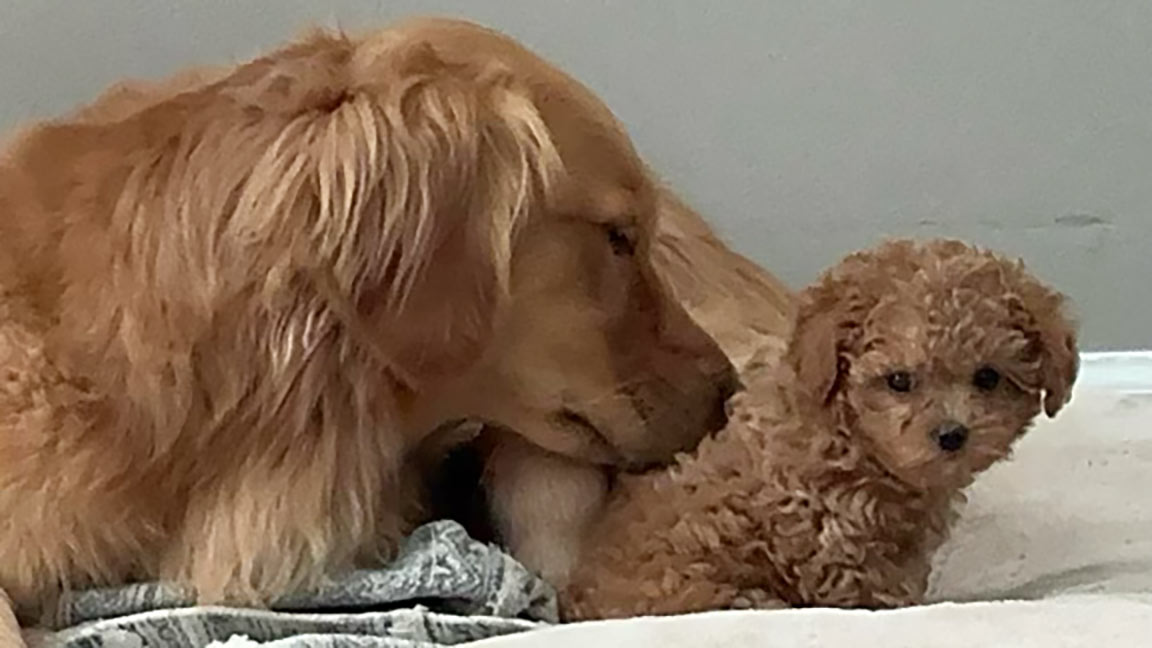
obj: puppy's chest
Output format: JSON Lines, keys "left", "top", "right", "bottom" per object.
{"left": 734, "top": 469, "right": 936, "bottom": 561}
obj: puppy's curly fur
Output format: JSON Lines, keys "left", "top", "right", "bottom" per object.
{"left": 562, "top": 239, "right": 1079, "bottom": 619}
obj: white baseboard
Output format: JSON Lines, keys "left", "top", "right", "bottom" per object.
{"left": 1080, "top": 351, "right": 1152, "bottom": 393}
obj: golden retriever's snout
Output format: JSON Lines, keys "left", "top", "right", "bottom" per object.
{"left": 671, "top": 318, "right": 741, "bottom": 439}
{"left": 614, "top": 338, "right": 739, "bottom": 468}
{"left": 683, "top": 325, "right": 742, "bottom": 435}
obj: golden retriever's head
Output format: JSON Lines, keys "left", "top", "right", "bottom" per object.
{"left": 189, "top": 19, "right": 737, "bottom": 466}
{"left": 356, "top": 19, "right": 739, "bottom": 467}
{"left": 453, "top": 192, "right": 740, "bottom": 467}
{"left": 786, "top": 239, "right": 1078, "bottom": 491}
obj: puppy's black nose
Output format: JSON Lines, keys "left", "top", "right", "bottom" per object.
{"left": 933, "top": 422, "right": 969, "bottom": 452}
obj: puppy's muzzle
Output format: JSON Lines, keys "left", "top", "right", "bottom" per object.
{"left": 932, "top": 421, "right": 969, "bottom": 453}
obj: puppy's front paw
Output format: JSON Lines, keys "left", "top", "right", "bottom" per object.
{"left": 729, "top": 588, "right": 788, "bottom": 610}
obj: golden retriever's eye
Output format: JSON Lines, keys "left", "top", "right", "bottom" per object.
{"left": 605, "top": 225, "right": 636, "bottom": 257}
{"left": 885, "top": 370, "right": 914, "bottom": 393}
{"left": 973, "top": 366, "right": 1001, "bottom": 391}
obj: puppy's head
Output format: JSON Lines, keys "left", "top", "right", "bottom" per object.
{"left": 787, "top": 239, "right": 1078, "bottom": 491}
{"left": 203, "top": 19, "right": 734, "bottom": 467}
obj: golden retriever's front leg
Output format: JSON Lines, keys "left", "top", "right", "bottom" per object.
{"left": 162, "top": 436, "right": 414, "bottom": 606}
{"left": 0, "top": 588, "right": 28, "bottom": 648}
{"left": 483, "top": 434, "right": 608, "bottom": 588}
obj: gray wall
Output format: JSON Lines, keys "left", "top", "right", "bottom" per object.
{"left": 1, "top": 1, "right": 1148, "bottom": 349}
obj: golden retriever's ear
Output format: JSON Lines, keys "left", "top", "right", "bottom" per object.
{"left": 221, "top": 34, "right": 563, "bottom": 384}
{"left": 786, "top": 287, "right": 853, "bottom": 405}
{"left": 1005, "top": 267, "right": 1079, "bottom": 417}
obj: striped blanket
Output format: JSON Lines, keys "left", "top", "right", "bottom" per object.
{"left": 36, "top": 521, "right": 555, "bottom": 648}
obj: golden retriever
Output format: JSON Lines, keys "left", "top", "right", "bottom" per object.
{"left": 0, "top": 17, "right": 745, "bottom": 627}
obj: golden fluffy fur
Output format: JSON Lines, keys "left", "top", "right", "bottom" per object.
{"left": 0, "top": 17, "right": 749, "bottom": 625}
{"left": 562, "top": 239, "right": 1079, "bottom": 619}
{"left": 649, "top": 191, "right": 795, "bottom": 366}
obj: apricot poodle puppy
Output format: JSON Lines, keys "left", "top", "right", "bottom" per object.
{"left": 0, "top": 17, "right": 741, "bottom": 627}
{"left": 562, "top": 239, "right": 1079, "bottom": 619}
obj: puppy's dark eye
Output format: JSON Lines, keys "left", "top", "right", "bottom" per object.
{"left": 973, "top": 366, "right": 1001, "bottom": 391}
{"left": 605, "top": 225, "right": 635, "bottom": 256}
{"left": 885, "top": 371, "right": 913, "bottom": 393}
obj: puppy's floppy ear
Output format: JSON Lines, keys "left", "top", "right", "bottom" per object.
{"left": 220, "top": 33, "right": 562, "bottom": 384}
{"left": 1007, "top": 268, "right": 1079, "bottom": 417}
{"left": 786, "top": 285, "right": 854, "bottom": 405}
{"left": 1040, "top": 324, "right": 1079, "bottom": 417}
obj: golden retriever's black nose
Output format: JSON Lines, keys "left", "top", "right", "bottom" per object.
{"left": 705, "top": 366, "right": 742, "bottom": 432}
{"left": 933, "top": 422, "right": 969, "bottom": 452}
{"left": 717, "top": 367, "right": 741, "bottom": 403}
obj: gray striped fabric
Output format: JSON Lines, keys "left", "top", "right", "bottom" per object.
{"left": 37, "top": 521, "right": 556, "bottom": 648}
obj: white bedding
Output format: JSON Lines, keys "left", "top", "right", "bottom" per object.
{"left": 476, "top": 352, "right": 1152, "bottom": 647}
